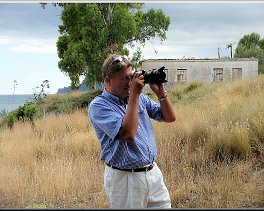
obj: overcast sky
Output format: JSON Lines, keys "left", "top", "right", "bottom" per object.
{"left": 0, "top": 2, "right": 264, "bottom": 94}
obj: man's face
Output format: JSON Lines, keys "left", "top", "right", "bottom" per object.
{"left": 107, "top": 66, "right": 133, "bottom": 100}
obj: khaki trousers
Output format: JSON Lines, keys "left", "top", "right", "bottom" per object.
{"left": 104, "top": 162, "right": 171, "bottom": 208}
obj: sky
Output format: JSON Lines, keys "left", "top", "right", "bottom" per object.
{"left": 0, "top": 1, "right": 264, "bottom": 95}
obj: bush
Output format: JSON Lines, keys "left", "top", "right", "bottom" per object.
{"left": 184, "top": 81, "right": 205, "bottom": 93}
{"left": 171, "top": 89, "right": 183, "bottom": 100}
{"left": 75, "top": 89, "right": 103, "bottom": 108}
{"left": 45, "top": 89, "right": 103, "bottom": 114}
{"left": 5, "top": 111, "right": 16, "bottom": 128}
{"left": 3, "top": 103, "right": 42, "bottom": 128}
{"left": 23, "top": 103, "right": 42, "bottom": 121}
{"left": 47, "top": 100, "right": 76, "bottom": 114}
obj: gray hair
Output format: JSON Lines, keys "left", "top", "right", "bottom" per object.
{"left": 102, "top": 54, "right": 133, "bottom": 80}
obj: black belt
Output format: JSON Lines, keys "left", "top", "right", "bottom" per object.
{"left": 105, "top": 163, "right": 154, "bottom": 172}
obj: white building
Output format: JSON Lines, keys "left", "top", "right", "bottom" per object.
{"left": 140, "top": 58, "right": 258, "bottom": 91}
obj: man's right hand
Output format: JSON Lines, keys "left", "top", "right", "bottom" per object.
{"left": 130, "top": 71, "right": 145, "bottom": 96}
{"left": 119, "top": 72, "right": 144, "bottom": 141}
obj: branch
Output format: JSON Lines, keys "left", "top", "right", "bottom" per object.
{"left": 97, "top": 3, "right": 107, "bottom": 27}
{"left": 97, "top": 3, "right": 115, "bottom": 28}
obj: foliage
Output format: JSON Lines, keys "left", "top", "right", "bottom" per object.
{"left": 168, "top": 81, "right": 207, "bottom": 104}
{"left": 184, "top": 81, "right": 205, "bottom": 93}
{"left": 5, "top": 111, "right": 16, "bottom": 128}
{"left": 45, "top": 89, "right": 102, "bottom": 114}
{"left": 234, "top": 32, "right": 264, "bottom": 74}
{"left": 170, "top": 89, "right": 183, "bottom": 100}
{"left": 3, "top": 103, "right": 42, "bottom": 128}
{"left": 0, "top": 89, "right": 103, "bottom": 127}
{"left": 54, "top": 3, "right": 170, "bottom": 90}
{"left": 23, "top": 103, "right": 43, "bottom": 121}
{"left": 131, "top": 47, "right": 144, "bottom": 71}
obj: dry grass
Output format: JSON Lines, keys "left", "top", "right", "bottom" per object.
{"left": 0, "top": 110, "right": 107, "bottom": 208}
{"left": 0, "top": 76, "right": 264, "bottom": 208}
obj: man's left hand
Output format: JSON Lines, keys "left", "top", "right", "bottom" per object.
{"left": 149, "top": 83, "right": 166, "bottom": 99}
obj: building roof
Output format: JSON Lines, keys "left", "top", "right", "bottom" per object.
{"left": 142, "top": 58, "right": 258, "bottom": 62}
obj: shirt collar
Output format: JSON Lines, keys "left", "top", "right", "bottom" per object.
{"left": 102, "top": 88, "right": 129, "bottom": 105}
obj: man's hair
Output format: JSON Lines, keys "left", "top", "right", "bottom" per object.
{"left": 102, "top": 54, "right": 133, "bottom": 80}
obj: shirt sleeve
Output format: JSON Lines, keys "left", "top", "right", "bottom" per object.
{"left": 141, "top": 94, "right": 162, "bottom": 122}
{"left": 88, "top": 98, "right": 123, "bottom": 141}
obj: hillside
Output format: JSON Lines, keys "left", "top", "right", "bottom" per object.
{"left": 0, "top": 75, "right": 263, "bottom": 208}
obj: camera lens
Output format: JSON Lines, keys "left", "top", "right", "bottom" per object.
{"left": 132, "top": 66, "right": 167, "bottom": 84}
{"left": 143, "top": 66, "right": 167, "bottom": 84}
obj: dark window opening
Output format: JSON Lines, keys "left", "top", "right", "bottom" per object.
{"left": 213, "top": 68, "right": 223, "bottom": 81}
{"left": 176, "top": 69, "right": 187, "bottom": 83}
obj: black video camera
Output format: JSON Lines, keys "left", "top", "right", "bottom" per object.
{"left": 132, "top": 66, "right": 167, "bottom": 84}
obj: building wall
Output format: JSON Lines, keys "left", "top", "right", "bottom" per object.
{"left": 140, "top": 58, "right": 258, "bottom": 92}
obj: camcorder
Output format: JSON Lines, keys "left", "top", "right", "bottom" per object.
{"left": 132, "top": 66, "right": 167, "bottom": 84}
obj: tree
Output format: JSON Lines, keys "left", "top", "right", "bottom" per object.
{"left": 44, "top": 3, "right": 170, "bottom": 90}
{"left": 226, "top": 42, "right": 235, "bottom": 58}
{"left": 131, "top": 47, "right": 144, "bottom": 71}
{"left": 234, "top": 32, "right": 264, "bottom": 74}
{"left": 217, "top": 46, "right": 220, "bottom": 58}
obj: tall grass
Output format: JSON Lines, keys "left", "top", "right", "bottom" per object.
{"left": 0, "top": 110, "right": 107, "bottom": 208}
{"left": 155, "top": 76, "right": 264, "bottom": 208}
{"left": 0, "top": 76, "right": 264, "bottom": 208}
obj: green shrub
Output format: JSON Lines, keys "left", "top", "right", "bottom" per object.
{"left": 171, "top": 89, "right": 183, "bottom": 100}
{"left": 75, "top": 89, "right": 103, "bottom": 108}
{"left": 184, "top": 81, "right": 205, "bottom": 93}
{"left": 2, "top": 103, "right": 42, "bottom": 128}
{"left": 45, "top": 89, "right": 103, "bottom": 114}
{"left": 47, "top": 100, "right": 76, "bottom": 114}
{"left": 23, "top": 103, "right": 42, "bottom": 121}
{"left": 5, "top": 111, "right": 17, "bottom": 128}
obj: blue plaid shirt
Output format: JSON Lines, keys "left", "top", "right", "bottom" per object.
{"left": 88, "top": 88, "right": 162, "bottom": 169}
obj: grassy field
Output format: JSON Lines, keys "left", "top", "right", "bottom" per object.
{"left": 0, "top": 75, "right": 263, "bottom": 208}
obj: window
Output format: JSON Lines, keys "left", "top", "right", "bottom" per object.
{"left": 232, "top": 68, "right": 242, "bottom": 80}
{"left": 213, "top": 68, "right": 223, "bottom": 81}
{"left": 176, "top": 69, "right": 187, "bottom": 83}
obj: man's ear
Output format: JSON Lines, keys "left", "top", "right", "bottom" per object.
{"left": 105, "top": 76, "right": 111, "bottom": 86}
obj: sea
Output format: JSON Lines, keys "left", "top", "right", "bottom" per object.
{"left": 0, "top": 94, "right": 35, "bottom": 113}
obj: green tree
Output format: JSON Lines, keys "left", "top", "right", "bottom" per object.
{"left": 131, "top": 47, "right": 144, "bottom": 71}
{"left": 45, "top": 3, "right": 170, "bottom": 90}
{"left": 234, "top": 32, "right": 264, "bottom": 74}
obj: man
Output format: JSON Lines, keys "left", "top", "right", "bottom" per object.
{"left": 88, "top": 54, "right": 176, "bottom": 208}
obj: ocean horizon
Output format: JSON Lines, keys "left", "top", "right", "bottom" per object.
{"left": 0, "top": 94, "right": 35, "bottom": 113}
